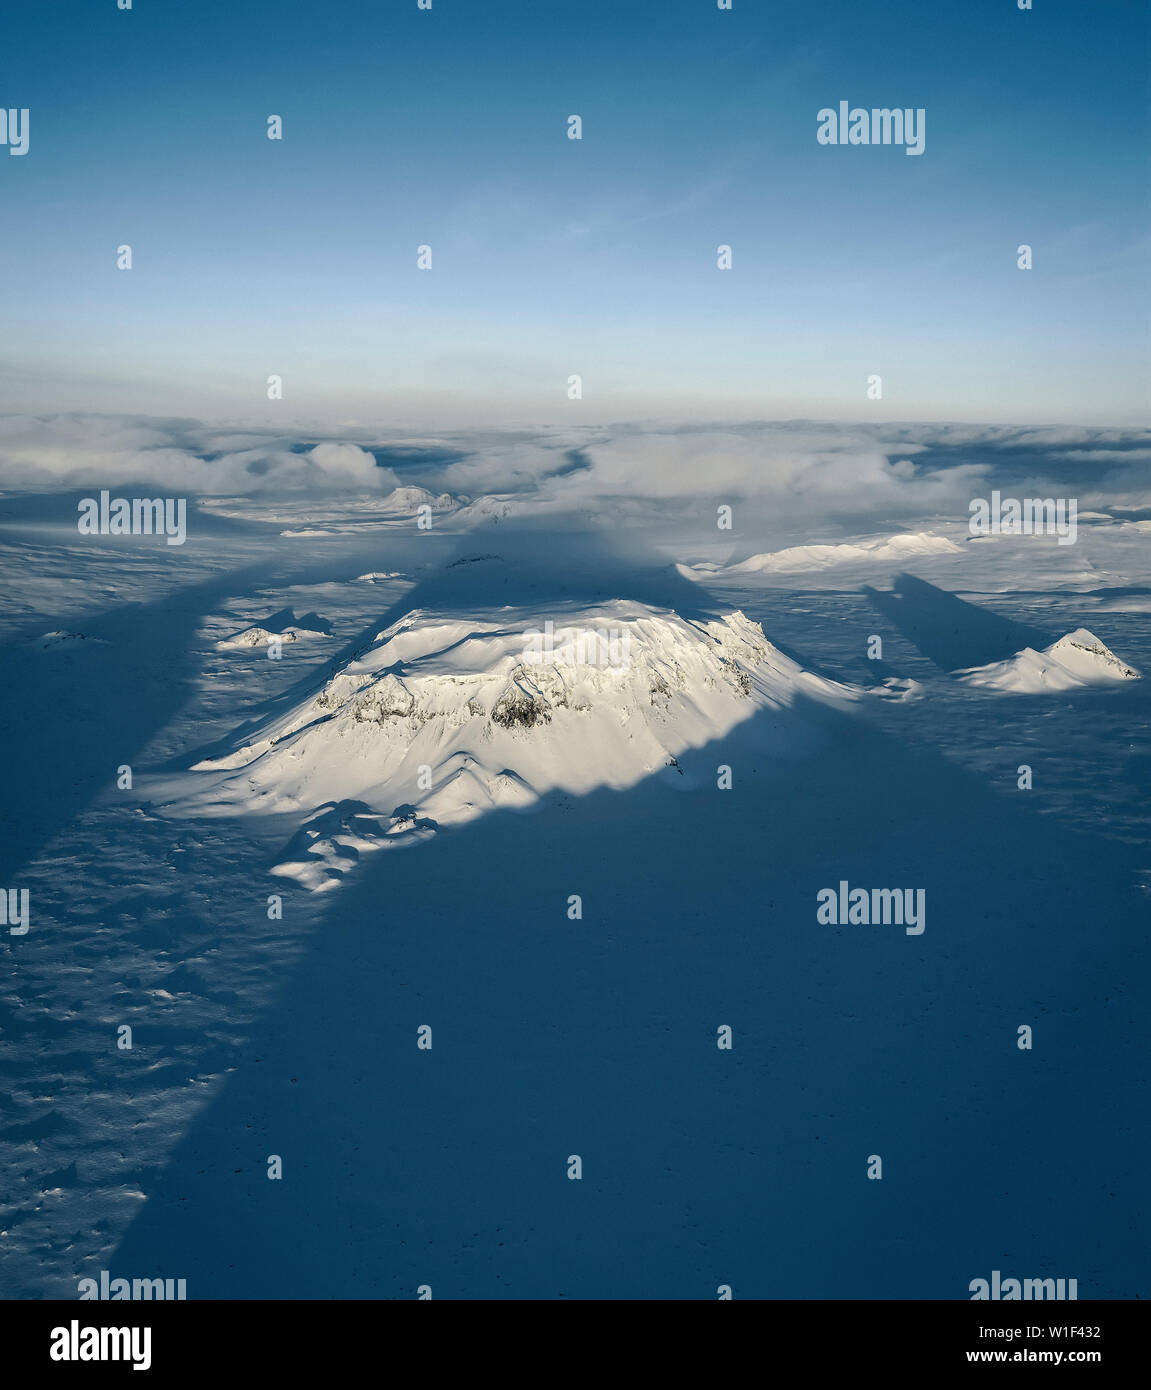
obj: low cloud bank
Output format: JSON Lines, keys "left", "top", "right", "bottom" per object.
{"left": 0, "top": 414, "right": 1146, "bottom": 522}
{"left": 0, "top": 416, "right": 397, "bottom": 495}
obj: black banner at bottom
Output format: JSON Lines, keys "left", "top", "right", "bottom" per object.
{"left": 2, "top": 1298, "right": 1143, "bottom": 1376}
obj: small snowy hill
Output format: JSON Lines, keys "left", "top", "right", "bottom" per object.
{"left": 957, "top": 628, "right": 1140, "bottom": 693}
{"left": 28, "top": 630, "right": 107, "bottom": 651}
{"left": 175, "top": 601, "right": 853, "bottom": 890}
{"left": 218, "top": 624, "right": 329, "bottom": 649}
{"left": 685, "top": 531, "right": 961, "bottom": 577}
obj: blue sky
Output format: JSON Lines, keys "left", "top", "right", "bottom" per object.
{"left": 1, "top": 0, "right": 1147, "bottom": 425}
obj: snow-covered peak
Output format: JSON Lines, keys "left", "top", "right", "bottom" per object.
{"left": 958, "top": 628, "right": 1140, "bottom": 693}
{"left": 380, "top": 485, "right": 455, "bottom": 514}
{"left": 178, "top": 601, "right": 853, "bottom": 890}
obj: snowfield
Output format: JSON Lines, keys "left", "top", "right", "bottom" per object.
{"left": 1, "top": 466, "right": 1148, "bottom": 1301}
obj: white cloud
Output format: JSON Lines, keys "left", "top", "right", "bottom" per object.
{"left": 0, "top": 416, "right": 397, "bottom": 494}
{"left": 533, "top": 428, "right": 987, "bottom": 518}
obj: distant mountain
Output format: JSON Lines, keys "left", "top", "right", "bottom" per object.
{"left": 450, "top": 494, "right": 519, "bottom": 526}
{"left": 380, "top": 485, "right": 455, "bottom": 513}
{"left": 957, "top": 628, "right": 1140, "bottom": 693}
{"left": 684, "top": 531, "right": 961, "bottom": 576}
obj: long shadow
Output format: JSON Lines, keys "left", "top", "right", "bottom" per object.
{"left": 864, "top": 573, "right": 1055, "bottom": 672}
{"left": 0, "top": 519, "right": 443, "bottom": 880}
{"left": 107, "top": 688, "right": 1150, "bottom": 1299}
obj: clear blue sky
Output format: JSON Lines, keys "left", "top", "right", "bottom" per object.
{"left": 1, "top": 0, "right": 1147, "bottom": 426}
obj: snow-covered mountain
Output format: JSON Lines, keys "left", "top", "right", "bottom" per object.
{"left": 176, "top": 600, "right": 853, "bottom": 890}
{"left": 685, "top": 531, "right": 962, "bottom": 577}
{"left": 957, "top": 628, "right": 1140, "bottom": 693}
{"left": 449, "top": 494, "right": 520, "bottom": 526}
{"left": 379, "top": 485, "right": 455, "bottom": 514}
